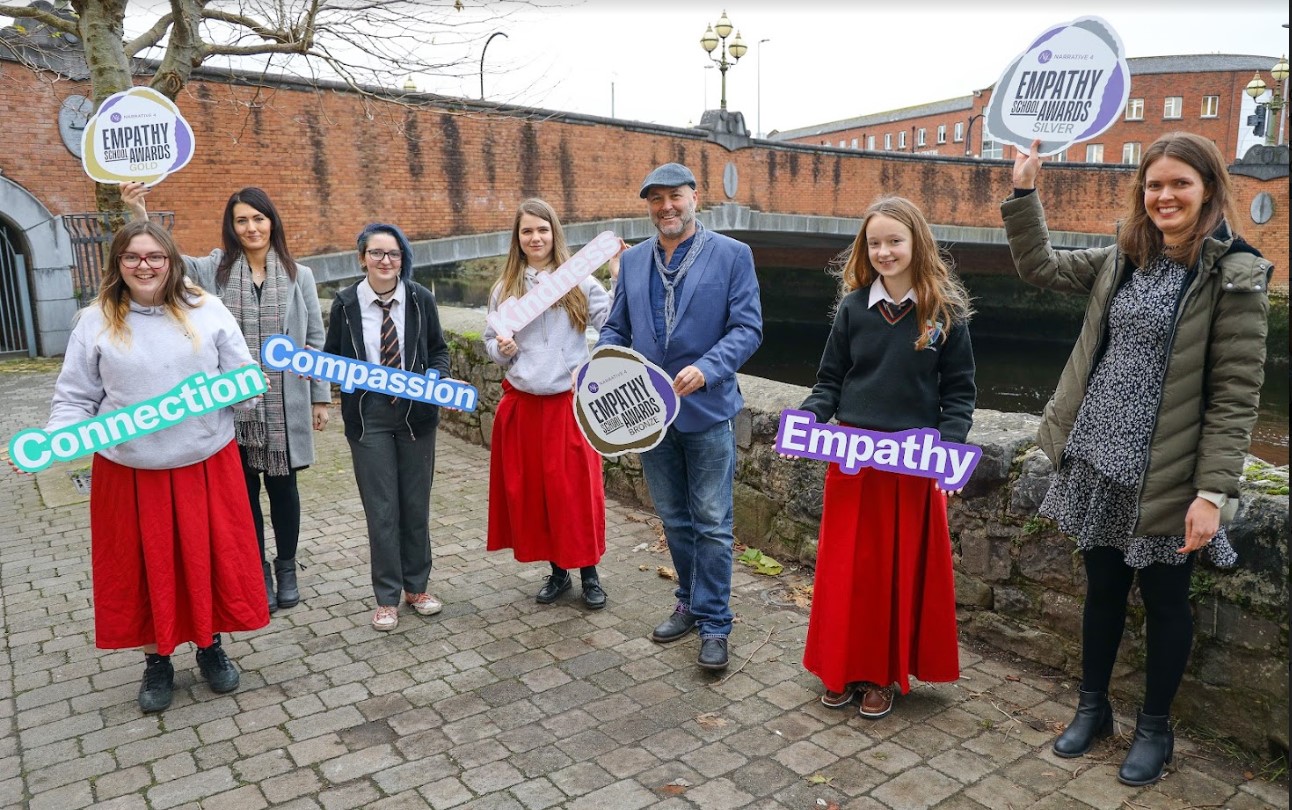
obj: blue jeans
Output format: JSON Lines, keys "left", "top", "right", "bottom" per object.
{"left": 639, "top": 419, "right": 736, "bottom": 638}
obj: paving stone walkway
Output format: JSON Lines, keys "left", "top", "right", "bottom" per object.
{"left": 1, "top": 365, "right": 1286, "bottom": 810}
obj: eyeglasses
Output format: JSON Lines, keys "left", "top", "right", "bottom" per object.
{"left": 365, "top": 249, "right": 403, "bottom": 263}
{"left": 119, "top": 253, "right": 170, "bottom": 269}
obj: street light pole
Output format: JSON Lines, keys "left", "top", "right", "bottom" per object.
{"left": 1245, "top": 55, "right": 1289, "bottom": 146}
{"left": 699, "top": 10, "right": 747, "bottom": 111}
{"left": 757, "top": 38, "right": 770, "bottom": 138}
{"left": 480, "top": 31, "right": 508, "bottom": 100}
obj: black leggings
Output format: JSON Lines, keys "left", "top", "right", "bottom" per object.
{"left": 1080, "top": 545, "right": 1195, "bottom": 716}
{"left": 240, "top": 448, "right": 300, "bottom": 562}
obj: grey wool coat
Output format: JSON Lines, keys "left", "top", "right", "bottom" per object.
{"left": 183, "top": 250, "right": 330, "bottom": 469}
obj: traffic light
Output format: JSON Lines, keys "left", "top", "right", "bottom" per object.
{"left": 1247, "top": 103, "right": 1268, "bottom": 137}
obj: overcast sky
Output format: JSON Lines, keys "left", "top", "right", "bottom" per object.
{"left": 424, "top": 1, "right": 1289, "bottom": 135}
{"left": 75, "top": 1, "right": 1292, "bottom": 135}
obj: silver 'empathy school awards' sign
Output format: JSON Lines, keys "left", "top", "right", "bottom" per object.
{"left": 984, "top": 16, "right": 1130, "bottom": 157}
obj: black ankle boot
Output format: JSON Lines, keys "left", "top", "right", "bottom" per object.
{"left": 262, "top": 561, "right": 278, "bottom": 614}
{"left": 580, "top": 570, "right": 607, "bottom": 610}
{"left": 274, "top": 558, "right": 299, "bottom": 608}
{"left": 138, "top": 653, "right": 174, "bottom": 713}
{"left": 1118, "top": 710, "right": 1174, "bottom": 786}
{"left": 1053, "top": 688, "right": 1113, "bottom": 757}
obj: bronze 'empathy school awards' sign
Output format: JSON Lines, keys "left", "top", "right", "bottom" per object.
{"left": 573, "top": 346, "right": 680, "bottom": 457}
{"left": 984, "top": 16, "right": 1130, "bottom": 157}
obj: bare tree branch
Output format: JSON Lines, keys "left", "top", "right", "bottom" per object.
{"left": 0, "top": 3, "right": 78, "bottom": 35}
{"left": 123, "top": 12, "right": 174, "bottom": 56}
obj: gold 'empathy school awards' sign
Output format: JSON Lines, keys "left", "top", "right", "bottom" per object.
{"left": 573, "top": 346, "right": 680, "bottom": 457}
{"left": 81, "top": 87, "right": 196, "bottom": 185}
{"left": 984, "top": 16, "right": 1130, "bottom": 157}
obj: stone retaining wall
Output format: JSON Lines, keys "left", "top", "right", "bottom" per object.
{"left": 435, "top": 305, "right": 1289, "bottom": 759}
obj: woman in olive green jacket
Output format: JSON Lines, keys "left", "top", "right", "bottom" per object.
{"left": 1001, "top": 133, "right": 1270, "bottom": 788}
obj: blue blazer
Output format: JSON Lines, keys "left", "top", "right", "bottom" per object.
{"left": 597, "top": 230, "right": 763, "bottom": 432}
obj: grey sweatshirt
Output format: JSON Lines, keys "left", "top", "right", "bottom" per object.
{"left": 47, "top": 293, "right": 257, "bottom": 469}
{"left": 483, "top": 271, "right": 610, "bottom": 395}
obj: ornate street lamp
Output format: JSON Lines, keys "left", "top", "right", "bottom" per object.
{"left": 1245, "top": 54, "right": 1289, "bottom": 145}
{"left": 700, "top": 10, "right": 747, "bottom": 111}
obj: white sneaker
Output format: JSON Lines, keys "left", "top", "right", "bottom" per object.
{"left": 371, "top": 605, "right": 399, "bottom": 631}
{"left": 405, "top": 592, "right": 442, "bottom": 616}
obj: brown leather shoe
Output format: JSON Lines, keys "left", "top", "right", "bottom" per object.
{"left": 821, "top": 683, "right": 860, "bottom": 709}
{"left": 858, "top": 683, "right": 894, "bottom": 719}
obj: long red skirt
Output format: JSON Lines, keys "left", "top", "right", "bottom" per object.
{"left": 90, "top": 440, "right": 270, "bottom": 655}
{"left": 487, "top": 381, "right": 606, "bottom": 569}
{"left": 803, "top": 464, "right": 959, "bottom": 695}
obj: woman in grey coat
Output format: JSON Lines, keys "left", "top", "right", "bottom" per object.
{"left": 122, "top": 183, "right": 330, "bottom": 614}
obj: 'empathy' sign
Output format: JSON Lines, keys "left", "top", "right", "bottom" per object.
{"left": 984, "top": 16, "right": 1129, "bottom": 157}
{"left": 775, "top": 409, "right": 981, "bottom": 491}
{"left": 486, "top": 231, "right": 621, "bottom": 339}
{"left": 81, "top": 86, "right": 195, "bottom": 184}
{"left": 573, "top": 346, "right": 679, "bottom": 457}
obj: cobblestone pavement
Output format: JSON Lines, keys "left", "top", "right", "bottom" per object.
{"left": 1, "top": 365, "right": 1286, "bottom": 810}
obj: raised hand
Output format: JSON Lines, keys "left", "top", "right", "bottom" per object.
{"left": 1012, "top": 138, "right": 1044, "bottom": 190}
{"left": 120, "top": 182, "right": 150, "bottom": 221}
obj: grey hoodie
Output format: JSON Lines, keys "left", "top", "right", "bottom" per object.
{"left": 483, "top": 271, "right": 610, "bottom": 395}
{"left": 47, "top": 293, "right": 257, "bottom": 470}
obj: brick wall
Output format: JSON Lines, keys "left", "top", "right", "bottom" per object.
{"left": 1, "top": 61, "right": 1285, "bottom": 287}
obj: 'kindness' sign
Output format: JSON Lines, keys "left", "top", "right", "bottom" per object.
{"left": 486, "top": 231, "right": 621, "bottom": 339}
{"left": 983, "top": 16, "right": 1129, "bottom": 157}
{"left": 573, "top": 346, "right": 679, "bottom": 457}
{"left": 775, "top": 409, "right": 981, "bottom": 491}
{"left": 81, "top": 86, "right": 196, "bottom": 185}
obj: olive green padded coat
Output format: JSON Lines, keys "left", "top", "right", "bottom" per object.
{"left": 1001, "top": 191, "right": 1271, "bottom": 536}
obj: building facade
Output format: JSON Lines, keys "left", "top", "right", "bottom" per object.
{"left": 772, "top": 55, "right": 1284, "bottom": 164}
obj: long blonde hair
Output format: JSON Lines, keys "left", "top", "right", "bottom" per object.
{"left": 494, "top": 199, "right": 588, "bottom": 332}
{"left": 98, "top": 221, "right": 203, "bottom": 346}
{"left": 835, "top": 196, "right": 972, "bottom": 350}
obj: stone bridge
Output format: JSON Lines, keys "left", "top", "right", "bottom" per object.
{"left": 2, "top": 61, "right": 1288, "bottom": 354}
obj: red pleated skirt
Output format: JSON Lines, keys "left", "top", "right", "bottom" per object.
{"left": 487, "top": 380, "right": 606, "bottom": 569}
{"left": 89, "top": 440, "right": 270, "bottom": 655}
{"left": 803, "top": 464, "right": 960, "bottom": 695}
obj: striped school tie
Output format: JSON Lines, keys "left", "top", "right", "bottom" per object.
{"left": 377, "top": 298, "right": 401, "bottom": 403}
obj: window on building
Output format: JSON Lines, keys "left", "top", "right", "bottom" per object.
{"left": 954, "top": 122, "right": 964, "bottom": 142}
{"left": 1125, "top": 98, "right": 1144, "bottom": 120}
{"left": 1201, "top": 95, "right": 1219, "bottom": 118}
{"left": 1052, "top": 149, "right": 1068, "bottom": 162}
{"left": 866, "top": 135, "right": 876, "bottom": 150}
{"left": 839, "top": 139, "right": 846, "bottom": 148}
{"left": 916, "top": 128, "right": 926, "bottom": 147}
{"left": 937, "top": 124, "right": 947, "bottom": 144}
{"left": 1164, "top": 97, "right": 1182, "bottom": 119}
{"left": 1086, "top": 143, "right": 1104, "bottom": 163}
{"left": 898, "top": 131, "right": 908, "bottom": 149}
{"left": 981, "top": 138, "right": 1002, "bottom": 159}
{"left": 884, "top": 133, "right": 892, "bottom": 150}
{"left": 1122, "top": 142, "right": 1141, "bottom": 164}
{"left": 851, "top": 137, "right": 858, "bottom": 149}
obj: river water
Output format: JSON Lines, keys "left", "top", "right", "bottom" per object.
{"left": 418, "top": 266, "right": 1289, "bottom": 466}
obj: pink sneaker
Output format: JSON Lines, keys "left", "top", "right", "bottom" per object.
{"left": 371, "top": 606, "right": 398, "bottom": 631}
{"left": 405, "top": 592, "right": 443, "bottom": 616}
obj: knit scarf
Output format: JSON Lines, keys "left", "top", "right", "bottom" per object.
{"left": 227, "top": 250, "right": 290, "bottom": 477}
{"left": 651, "top": 221, "right": 708, "bottom": 351}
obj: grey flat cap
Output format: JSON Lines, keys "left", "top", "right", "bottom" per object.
{"left": 639, "top": 163, "right": 696, "bottom": 198}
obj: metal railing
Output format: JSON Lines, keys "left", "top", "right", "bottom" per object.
{"left": 0, "top": 223, "right": 37, "bottom": 358}
{"left": 62, "top": 212, "right": 174, "bottom": 305}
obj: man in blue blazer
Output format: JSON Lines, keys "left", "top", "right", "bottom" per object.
{"left": 598, "top": 163, "right": 763, "bottom": 671}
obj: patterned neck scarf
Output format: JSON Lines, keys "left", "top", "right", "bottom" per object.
{"left": 226, "top": 249, "right": 291, "bottom": 477}
{"left": 651, "top": 221, "right": 708, "bottom": 351}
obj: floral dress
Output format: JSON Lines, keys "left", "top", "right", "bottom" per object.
{"left": 1040, "top": 253, "right": 1237, "bottom": 569}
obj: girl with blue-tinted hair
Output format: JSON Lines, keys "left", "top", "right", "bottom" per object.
{"left": 322, "top": 223, "right": 451, "bottom": 632}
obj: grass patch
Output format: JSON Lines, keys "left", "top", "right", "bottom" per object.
{"left": 0, "top": 357, "right": 63, "bottom": 373}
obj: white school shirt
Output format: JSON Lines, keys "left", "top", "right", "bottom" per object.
{"left": 357, "top": 278, "right": 406, "bottom": 368}
{"left": 867, "top": 282, "right": 917, "bottom": 309}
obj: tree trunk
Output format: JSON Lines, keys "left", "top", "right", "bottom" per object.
{"left": 72, "top": 0, "right": 133, "bottom": 218}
